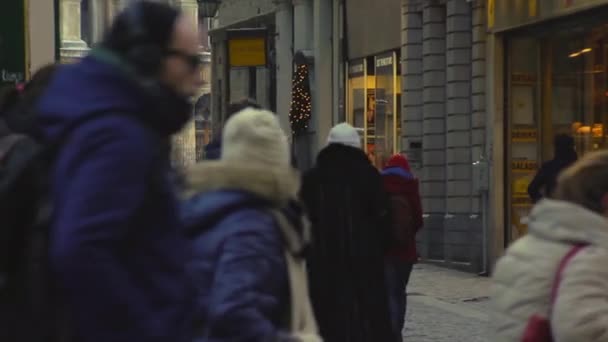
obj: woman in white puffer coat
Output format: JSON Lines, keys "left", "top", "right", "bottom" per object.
{"left": 493, "top": 150, "right": 608, "bottom": 342}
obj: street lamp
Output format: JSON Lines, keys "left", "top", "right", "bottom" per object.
{"left": 197, "top": 0, "right": 220, "bottom": 18}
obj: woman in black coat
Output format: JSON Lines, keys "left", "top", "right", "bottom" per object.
{"left": 300, "top": 123, "right": 394, "bottom": 342}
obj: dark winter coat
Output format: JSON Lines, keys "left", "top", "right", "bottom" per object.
{"left": 204, "top": 136, "right": 221, "bottom": 160}
{"left": 528, "top": 137, "right": 578, "bottom": 203}
{"left": 182, "top": 162, "right": 308, "bottom": 341}
{"left": 381, "top": 156, "right": 423, "bottom": 263}
{"left": 35, "top": 49, "right": 194, "bottom": 342}
{"left": 300, "top": 143, "right": 393, "bottom": 342}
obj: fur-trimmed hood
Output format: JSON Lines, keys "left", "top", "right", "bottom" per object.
{"left": 181, "top": 161, "right": 309, "bottom": 255}
{"left": 184, "top": 161, "right": 300, "bottom": 204}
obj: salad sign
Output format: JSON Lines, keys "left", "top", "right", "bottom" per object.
{"left": 0, "top": 0, "right": 27, "bottom": 85}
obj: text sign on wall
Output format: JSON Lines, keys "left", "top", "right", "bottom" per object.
{"left": 228, "top": 37, "right": 266, "bottom": 67}
{"left": 0, "top": 0, "right": 26, "bottom": 85}
{"left": 349, "top": 60, "right": 364, "bottom": 77}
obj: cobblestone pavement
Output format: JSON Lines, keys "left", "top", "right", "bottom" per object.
{"left": 402, "top": 263, "right": 492, "bottom": 342}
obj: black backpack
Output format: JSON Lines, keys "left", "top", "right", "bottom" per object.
{"left": 0, "top": 115, "right": 106, "bottom": 341}
{"left": 0, "top": 128, "right": 62, "bottom": 341}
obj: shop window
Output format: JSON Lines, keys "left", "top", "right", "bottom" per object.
{"left": 346, "top": 59, "right": 366, "bottom": 144}
{"left": 505, "top": 22, "right": 608, "bottom": 243}
{"left": 346, "top": 51, "right": 402, "bottom": 169}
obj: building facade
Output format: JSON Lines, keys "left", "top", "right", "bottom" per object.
{"left": 0, "top": 0, "right": 211, "bottom": 167}
{"left": 209, "top": 0, "right": 491, "bottom": 272}
{"left": 209, "top": 0, "right": 344, "bottom": 169}
{"left": 210, "top": 0, "right": 608, "bottom": 273}
{"left": 0, "top": 0, "right": 57, "bottom": 86}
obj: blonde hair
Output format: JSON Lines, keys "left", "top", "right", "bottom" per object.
{"left": 553, "top": 150, "right": 608, "bottom": 214}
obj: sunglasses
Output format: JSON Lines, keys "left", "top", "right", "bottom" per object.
{"left": 165, "top": 49, "right": 203, "bottom": 70}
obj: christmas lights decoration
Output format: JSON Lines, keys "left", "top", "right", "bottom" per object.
{"left": 289, "top": 63, "right": 312, "bottom": 135}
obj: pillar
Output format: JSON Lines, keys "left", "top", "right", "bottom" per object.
{"left": 422, "top": 3, "right": 446, "bottom": 215}
{"left": 60, "top": 0, "right": 88, "bottom": 60}
{"left": 274, "top": 0, "right": 293, "bottom": 137}
{"left": 292, "top": 0, "right": 314, "bottom": 169}
{"left": 293, "top": 0, "right": 313, "bottom": 51}
{"left": 89, "top": 0, "right": 108, "bottom": 45}
{"left": 401, "top": 1, "right": 426, "bottom": 257}
{"left": 312, "top": 0, "right": 333, "bottom": 160}
{"left": 472, "top": 0, "right": 489, "bottom": 273}
{"left": 446, "top": 0, "right": 472, "bottom": 215}
{"left": 171, "top": 0, "right": 199, "bottom": 168}
{"left": 422, "top": 2, "right": 446, "bottom": 260}
{"left": 445, "top": 0, "right": 474, "bottom": 265}
{"left": 472, "top": 0, "right": 487, "bottom": 214}
{"left": 401, "top": 2, "right": 423, "bottom": 175}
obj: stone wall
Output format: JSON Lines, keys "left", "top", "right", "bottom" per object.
{"left": 401, "top": 0, "right": 487, "bottom": 272}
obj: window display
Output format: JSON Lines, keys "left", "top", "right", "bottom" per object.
{"left": 506, "top": 21, "right": 608, "bottom": 243}
{"left": 346, "top": 52, "right": 401, "bottom": 169}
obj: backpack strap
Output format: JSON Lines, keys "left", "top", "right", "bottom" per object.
{"left": 0, "top": 134, "right": 27, "bottom": 162}
{"left": 550, "top": 244, "right": 588, "bottom": 308}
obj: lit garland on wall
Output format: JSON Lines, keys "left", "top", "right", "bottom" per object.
{"left": 289, "top": 63, "right": 312, "bottom": 135}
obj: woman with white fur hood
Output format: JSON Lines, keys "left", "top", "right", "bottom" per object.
{"left": 181, "top": 108, "right": 321, "bottom": 341}
{"left": 493, "top": 150, "right": 608, "bottom": 342}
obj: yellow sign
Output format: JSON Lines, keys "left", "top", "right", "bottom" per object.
{"left": 513, "top": 177, "right": 531, "bottom": 196}
{"left": 228, "top": 38, "right": 266, "bottom": 67}
{"left": 512, "top": 160, "right": 538, "bottom": 171}
{"left": 529, "top": 0, "right": 538, "bottom": 17}
{"left": 487, "top": 0, "right": 495, "bottom": 29}
{"left": 512, "top": 128, "right": 538, "bottom": 142}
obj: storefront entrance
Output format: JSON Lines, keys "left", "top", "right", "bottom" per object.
{"left": 346, "top": 51, "right": 401, "bottom": 169}
{"left": 505, "top": 9, "right": 608, "bottom": 242}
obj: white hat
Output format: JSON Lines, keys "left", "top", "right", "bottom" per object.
{"left": 327, "top": 122, "right": 361, "bottom": 149}
{"left": 222, "top": 108, "right": 290, "bottom": 169}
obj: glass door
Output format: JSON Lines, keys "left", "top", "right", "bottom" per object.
{"left": 506, "top": 37, "right": 540, "bottom": 242}
{"left": 375, "top": 51, "right": 397, "bottom": 168}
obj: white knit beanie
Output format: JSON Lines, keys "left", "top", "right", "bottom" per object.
{"left": 327, "top": 122, "right": 361, "bottom": 149}
{"left": 222, "top": 108, "right": 290, "bottom": 169}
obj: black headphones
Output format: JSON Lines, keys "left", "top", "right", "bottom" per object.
{"left": 124, "top": 1, "right": 164, "bottom": 77}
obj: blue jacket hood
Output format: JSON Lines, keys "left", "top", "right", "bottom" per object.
{"left": 37, "top": 49, "right": 191, "bottom": 142}
{"left": 182, "top": 190, "right": 265, "bottom": 235}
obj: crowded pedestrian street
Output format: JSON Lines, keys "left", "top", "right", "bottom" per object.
{"left": 5, "top": 0, "right": 608, "bottom": 341}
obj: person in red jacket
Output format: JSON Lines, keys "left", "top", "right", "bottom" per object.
{"left": 381, "top": 153, "right": 423, "bottom": 341}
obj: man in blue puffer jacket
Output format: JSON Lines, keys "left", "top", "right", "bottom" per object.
{"left": 35, "top": 2, "right": 198, "bottom": 341}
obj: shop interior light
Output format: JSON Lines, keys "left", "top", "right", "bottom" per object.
{"left": 569, "top": 47, "right": 592, "bottom": 58}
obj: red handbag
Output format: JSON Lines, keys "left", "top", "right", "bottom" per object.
{"left": 521, "top": 245, "right": 587, "bottom": 342}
